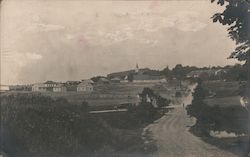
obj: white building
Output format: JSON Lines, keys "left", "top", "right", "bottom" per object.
{"left": 32, "top": 83, "right": 47, "bottom": 92}
{"left": 77, "top": 80, "right": 94, "bottom": 92}
{"left": 53, "top": 84, "right": 67, "bottom": 92}
{"left": 0, "top": 85, "right": 9, "bottom": 92}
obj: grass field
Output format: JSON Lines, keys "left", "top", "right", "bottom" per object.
{"left": 204, "top": 96, "right": 242, "bottom": 108}
{"left": 37, "top": 82, "right": 178, "bottom": 107}
{"left": 204, "top": 81, "right": 240, "bottom": 98}
{"left": 203, "top": 81, "right": 250, "bottom": 108}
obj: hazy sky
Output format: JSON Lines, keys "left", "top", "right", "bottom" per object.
{"left": 1, "top": 0, "right": 240, "bottom": 85}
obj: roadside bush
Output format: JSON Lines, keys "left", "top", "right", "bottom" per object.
{"left": 126, "top": 88, "right": 170, "bottom": 125}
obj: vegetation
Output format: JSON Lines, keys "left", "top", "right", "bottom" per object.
{"left": 186, "top": 80, "right": 249, "bottom": 135}
{"left": 0, "top": 88, "right": 169, "bottom": 157}
{"left": 211, "top": 0, "right": 250, "bottom": 99}
{"left": 212, "top": 0, "right": 250, "bottom": 64}
{"left": 127, "top": 88, "right": 170, "bottom": 125}
{"left": 107, "top": 63, "right": 247, "bottom": 82}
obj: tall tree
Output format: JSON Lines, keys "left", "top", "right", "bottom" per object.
{"left": 211, "top": 0, "right": 250, "bottom": 83}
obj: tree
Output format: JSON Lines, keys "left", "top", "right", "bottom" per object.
{"left": 211, "top": 0, "right": 250, "bottom": 83}
{"left": 172, "top": 64, "right": 184, "bottom": 80}
{"left": 127, "top": 73, "right": 134, "bottom": 82}
{"left": 162, "top": 66, "right": 172, "bottom": 79}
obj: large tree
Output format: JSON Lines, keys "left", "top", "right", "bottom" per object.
{"left": 211, "top": 0, "right": 250, "bottom": 83}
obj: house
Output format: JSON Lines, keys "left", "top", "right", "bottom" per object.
{"left": 9, "top": 85, "right": 32, "bottom": 91}
{"left": 65, "top": 81, "right": 81, "bottom": 92}
{"left": 133, "top": 74, "right": 167, "bottom": 83}
{"left": 32, "top": 81, "right": 58, "bottom": 92}
{"left": 65, "top": 81, "right": 81, "bottom": 86}
{"left": 186, "top": 69, "right": 228, "bottom": 79}
{"left": 77, "top": 80, "right": 94, "bottom": 92}
{"left": 53, "top": 84, "right": 67, "bottom": 92}
{"left": 110, "top": 77, "right": 121, "bottom": 83}
{"left": 44, "top": 81, "right": 58, "bottom": 91}
{"left": 32, "top": 83, "right": 47, "bottom": 92}
{"left": 44, "top": 81, "right": 57, "bottom": 87}
{"left": 0, "top": 85, "right": 9, "bottom": 92}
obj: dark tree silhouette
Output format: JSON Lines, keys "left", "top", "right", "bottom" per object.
{"left": 211, "top": 0, "right": 250, "bottom": 83}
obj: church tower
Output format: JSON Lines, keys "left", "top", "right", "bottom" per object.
{"left": 135, "top": 63, "right": 139, "bottom": 73}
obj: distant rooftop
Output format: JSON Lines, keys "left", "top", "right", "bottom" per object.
{"left": 44, "top": 81, "right": 57, "bottom": 84}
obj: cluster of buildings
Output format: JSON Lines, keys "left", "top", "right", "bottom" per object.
{"left": 32, "top": 80, "right": 94, "bottom": 92}
{"left": 110, "top": 64, "right": 167, "bottom": 83}
{"left": 1, "top": 64, "right": 169, "bottom": 93}
{"left": 186, "top": 69, "right": 228, "bottom": 79}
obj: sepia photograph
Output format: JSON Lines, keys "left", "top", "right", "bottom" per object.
{"left": 0, "top": 0, "right": 250, "bottom": 157}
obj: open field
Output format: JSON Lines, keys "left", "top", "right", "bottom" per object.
{"left": 204, "top": 96, "right": 242, "bottom": 108}
{"left": 3, "top": 82, "right": 180, "bottom": 109}
{"left": 204, "top": 81, "right": 240, "bottom": 98}
{"left": 203, "top": 81, "right": 246, "bottom": 108}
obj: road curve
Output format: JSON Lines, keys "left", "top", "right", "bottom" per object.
{"left": 144, "top": 85, "right": 237, "bottom": 157}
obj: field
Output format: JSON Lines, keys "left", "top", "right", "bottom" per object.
{"left": 1, "top": 82, "right": 182, "bottom": 113}
{"left": 204, "top": 96, "right": 242, "bottom": 108}
{"left": 37, "top": 82, "right": 178, "bottom": 108}
{"left": 203, "top": 81, "right": 244, "bottom": 107}
{"left": 204, "top": 81, "right": 240, "bottom": 98}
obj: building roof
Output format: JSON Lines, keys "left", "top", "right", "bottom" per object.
{"left": 133, "top": 74, "right": 166, "bottom": 80}
{"left": 44, "top": 81, "right": 57, "bottom": 84}
{"left": 82, "top": 79, "right": 94, "bottom": 84}
{"left": 77, "top": 81, "right": 93, "bottom": 87}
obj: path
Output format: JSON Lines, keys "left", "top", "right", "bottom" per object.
{"left": 144, "top": 85, "right": 238, "bottom": 157}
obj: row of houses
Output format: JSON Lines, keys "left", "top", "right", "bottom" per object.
{"left": 32, "top": 80, "right": 94, "bottom": 92}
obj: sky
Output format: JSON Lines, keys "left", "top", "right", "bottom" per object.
{"left": 1, "top": 0, "right": 240, "bottom": 85}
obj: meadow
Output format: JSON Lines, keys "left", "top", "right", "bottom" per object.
{"left": 33, "top": 82, "right": 178, "bottom": 110}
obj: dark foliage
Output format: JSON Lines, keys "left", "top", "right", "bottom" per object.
{"left": 212, "top": 0, "right": 250, "bottom": 62}
{"left": 126, "top": 88, "right": 170, "bottom": 125}
{"left": 0, "top": 94, "right": 149, "bottom": 157}
{"left": 186, "top": 80, "right": 249, "bottom": 135}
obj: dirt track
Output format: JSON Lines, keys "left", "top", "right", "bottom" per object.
{"left": 145, "top": 85, "right": 237, "bottom": 157}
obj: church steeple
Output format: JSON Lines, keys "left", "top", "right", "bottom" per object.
{"left": 135, "top": 63, "right": 139, "bottom": 73}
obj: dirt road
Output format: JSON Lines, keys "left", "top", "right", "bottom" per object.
{"left": 144, "top": 85, "right": 238, "bottom": 157}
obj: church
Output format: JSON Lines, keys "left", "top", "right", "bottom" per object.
{"left": 128, "top": 64, "right": 167, "bottom": 83}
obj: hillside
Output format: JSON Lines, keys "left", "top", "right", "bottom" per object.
{"left": 107, "top": 68, "right": 150, "bottom": 79}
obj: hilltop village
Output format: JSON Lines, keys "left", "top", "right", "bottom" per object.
{"left": 1, "top": 63, "right": 237, "bottom": 93}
